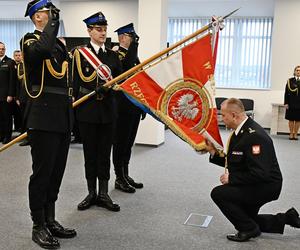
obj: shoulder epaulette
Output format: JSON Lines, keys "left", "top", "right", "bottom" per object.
{"left": 23, "top": 33, "right": 40, "bottom": 46}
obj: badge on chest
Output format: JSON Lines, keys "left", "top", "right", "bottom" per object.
{"left": 232, "top": 151, "right": 243, "bottom": 155}
{"left": 252, "top": 145, "right": 261, "bottom": 155}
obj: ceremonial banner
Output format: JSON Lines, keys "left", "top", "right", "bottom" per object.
{"left": 116, "top": 34, "right": 223, "bottom": 151}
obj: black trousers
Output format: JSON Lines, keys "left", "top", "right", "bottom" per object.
{"left": 79, "top": 122, "right": 114, "bottom": 182}
{"left": 113, "top": 112, "right": 141, "bottom": 177}
{"left": 0, "top": 101, "right": 12, "bottom": 140}
{"left": 211, "top": 182, "right": 285, "bottom": 233}
{"left": 19, "top": 102, "right": 27, "bottom": 133}
{"left": 11, "top": 100, "right": 22, "bottom": 131}
{"left": 28, "top": 129, "right": 70, "bottom": 212}
{"left": 72, "top": 110, "right": 81, "bottom": 141}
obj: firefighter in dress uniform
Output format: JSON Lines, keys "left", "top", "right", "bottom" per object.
{"left": 284, "top": 65, "right": 300, "bottom": 140}
{"left": 112, "top": 23, "right": 145, "bottom": 193}
{"left": 11, "top": 50, "right": 23, "bottom": 133}
{"left": 72, "top": 12, "right": 122, "bottom": 212}
{"left": 22, "top": 0, "right": 76, "bottom": 248}
{"left": 0, "top": 42, "right": 16, "bottom": 144}
{"left": 205, "top": 98, "right": 300, "bottom": 242}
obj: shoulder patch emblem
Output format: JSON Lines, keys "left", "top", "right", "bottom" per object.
{"left": 252, "top": 145, "right": 260, "bottom": 155}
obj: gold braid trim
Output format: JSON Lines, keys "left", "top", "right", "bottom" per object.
{"left": 45, "top": 59, "right": 68, "bottom": 79}
{"left": 73, "top": 49, "right": 96, "bottom": 83}
{"left": 17, "top": 63, "right": 24, "bottom": 80}
{"left": 287, "top": 79, "right": 298, "bottom": 95}
{"left": 118, "top": 51, "right": 126, "bottom": 61}
{"left": 22, "top": 35, "right": 44, "bottom": 99}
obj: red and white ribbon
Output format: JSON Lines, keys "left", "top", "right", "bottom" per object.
{"left": 78, "top": 47, "right": 112, "bottom": 81}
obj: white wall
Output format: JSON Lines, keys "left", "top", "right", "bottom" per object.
{"left": 60, "top": 0, "right": 138, "bottom": 42}
{"left": 0, "top": 0, "right": 137, "bottom": 42}
{"left": 0, "top": 1, "right": 30, "bottom": 18}
{"left": 0, "top": 0, "right": 61, "bottom": 18}
{"left": 168, "top": 0, "right": 275, "bottom": 17}
{"left": 270, "top": 0, "right": 300, "bottom": 91}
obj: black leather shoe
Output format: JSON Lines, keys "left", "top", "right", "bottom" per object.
{"left": 285, "top": 207, "right": 300, "bottom": 228}
{"left": 115, "top": 178, "right": 135, "bottom": 193}
{"left": 32, "top": 225, "right": 60, "bottom": 249}
{"left": 19, "top": 139, "right": 30, "bottom": 146}
{"left": 77, "top": 193, "right": 96, "bottom": 210}
{"left": 70, "top": 138, "right": 82, "bottom": 144}
{"left": 47, "top": 220, "right": 77, "bottom": 239}
{"left": 227, "top": 227, "right": 261, "bottom": 242}
{"left": 96, "top": 194, "right": 120, "bottom": 212}
{"left": 126, "top": 176, "right": 143, "bottom": 189}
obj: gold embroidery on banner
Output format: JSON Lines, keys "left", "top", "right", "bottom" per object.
{"left": 160, "top": 78, "right": 212, "bottom": 133}
{"left": 203, "top": 61, "right": 212, "bottom": 69}
{"left": 129, "top": 82, "right": 149, "bottom": 106}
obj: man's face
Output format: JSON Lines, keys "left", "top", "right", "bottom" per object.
{"left": 295, "top": 67, "right": 300, "bottom": 77}
{"left": 0, "top": 44, "right": 5, "bottom": 57}
{"left": 221, "top": 105, "right": 235, "bottom": 129}
{"left": 33, "top": 11, "right": 49, "bottom": 29}
{"left": 88, "top": 25, "right": 107, "bottom": 45}
{"left": 14, "top": 52, "right": 22, "bottom": 63}
{"left": 119, "top": 34, "right": 133, "bottom": 48}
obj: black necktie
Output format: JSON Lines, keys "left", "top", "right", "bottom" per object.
{"left": 98, "top": 48, "right": 104, "bottom": 57}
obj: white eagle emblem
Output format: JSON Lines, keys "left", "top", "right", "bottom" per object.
{"left": 171, "top": 94, "right": 199, "bottom": 121}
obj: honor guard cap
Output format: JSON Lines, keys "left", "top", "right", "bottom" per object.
{"left": 25, "top": 0, "right": 55, "bottom": 18}
{"left": 114, "top": 23, "right": 135, "bottom": 35}
{"left": 83, "top": 12, "right": 108, "bottom": 27}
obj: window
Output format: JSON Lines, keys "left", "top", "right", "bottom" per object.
{"left": 0, "top": 19, "right": 65, "bottom": 58}
{"left": 168, "top": 17, "right": 273, "bottom": 89}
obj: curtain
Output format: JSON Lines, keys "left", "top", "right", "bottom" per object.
{"left": 168, "top": 17, "right": 273, "bottom": 89}
{"left": 0, "top": 18, "right": 66, "bottom": 58}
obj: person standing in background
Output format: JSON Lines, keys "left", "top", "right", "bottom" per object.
{"left": 12, "top": 50, "right": 23, "bottom": 133}
{"left": 284, "top": 65, "right": 300, "bottom": 140}
{"left": 112, "top": 23, "right": 145, "bottom": 193}
{"left": 14, "top": 50, "right": 30, "bottom": 146}
{"left": 0, "top": 42, "right": 16, "bottom": 144}
{"left": 22, "top": 0, "right": 76, "bottom": 248}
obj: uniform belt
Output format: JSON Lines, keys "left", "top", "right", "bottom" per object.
{"left": 79, "top": 86, "right": 94, "bottom": 95}
{"left": 32, "top": 85, "right": 73, "bottom": 96}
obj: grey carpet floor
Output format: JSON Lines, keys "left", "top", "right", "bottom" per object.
{"left": 0, "top": 128, "right": 300, "bottom": 250}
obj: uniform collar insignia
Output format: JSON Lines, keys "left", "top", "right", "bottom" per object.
{"left": 248, "top": 127, "right": 255, "bottom": 133}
